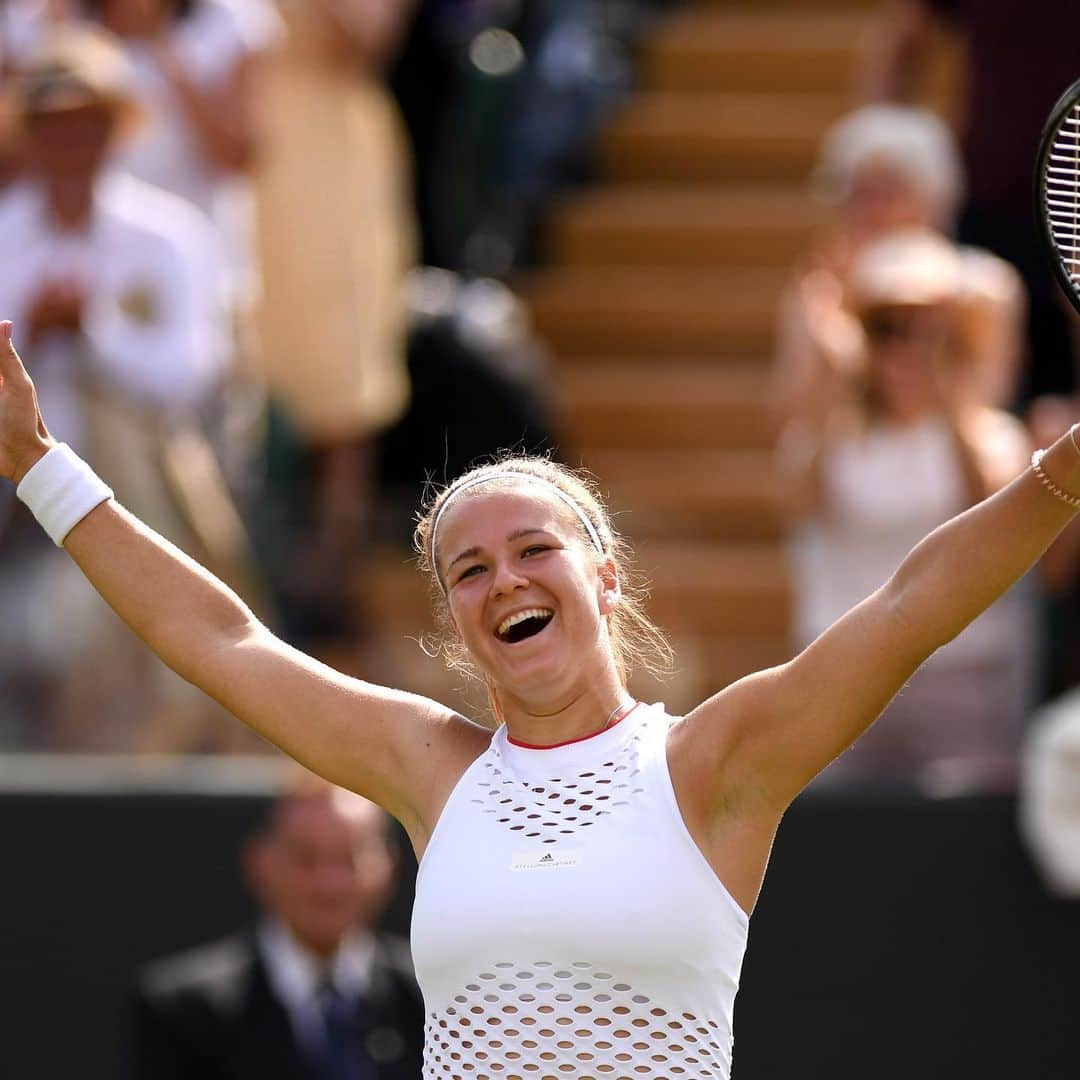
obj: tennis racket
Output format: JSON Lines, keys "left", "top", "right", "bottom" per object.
{"left": 1037, "top": 78, "right": 1080, "bottom": 316}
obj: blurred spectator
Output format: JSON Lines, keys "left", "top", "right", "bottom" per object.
{"left": 251, "top": 0, "right": 415, "bottom": 656}
{"left": 388, "top": 0, "right": 648, "bottom": 275}
{"left": 0, "top": 25, "right": 243, "bottom": 749}
{"left": 1020, "top": 685, "right": 1080, "bottom": 897}
{"left": 375, "top": 268, "right": 558, "bottom": 542}
{"left": 134, "top": 778, "right": 424, "bottom": 1080}
{"left": 80, "top": 0, "right": 281, "bottom": 309}
{"left": 771, "top": 104, "right": 1024, "bottom": 435}
{"left": 783, "top": 228, "right": 1033, "bottom": 792}
{"left": 864, "top": 0, "right": 1080, "bottom": 406}
{"left": 462, "top": 0, "right": 635, "bottom": 275}
{"left": 0, "top": 2, "right": 75, "bottom": 183}
{"left": 385, "top": 0, "right": 538, "bottom": 270}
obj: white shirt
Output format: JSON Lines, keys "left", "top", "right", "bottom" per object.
{"left": 791, "top": 415, "right": 1025, "bottom": 665}
{"left": 108, "top": 0, "right": 283, "bottom": 299}
{"left": 0, "top": 173, "right": 226, "bottom": 456}
{"left": 257, "top": 918, "right": 376, "bottom": 1060}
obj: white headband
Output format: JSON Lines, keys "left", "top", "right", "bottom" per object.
{"left": 431, "top": 472, "right": 605, "bottom": 591}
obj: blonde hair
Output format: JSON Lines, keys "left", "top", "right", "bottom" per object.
{"left": 413, "top": 455, "right": 673, "bottom": 695}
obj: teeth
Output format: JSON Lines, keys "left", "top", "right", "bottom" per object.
{"left": 497, "top": 608, "right": 553, "bottom": 637}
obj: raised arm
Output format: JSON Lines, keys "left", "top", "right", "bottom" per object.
{"left": 682, "top": 428, "right": 1080, "bottom": 815}
{"left": 860, "top": 0, "right": 940, "bottom": 103}
{"left": 0, "top": 323, "right": 486, "bottom": 842}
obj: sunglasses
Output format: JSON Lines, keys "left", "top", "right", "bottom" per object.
{"left": 862, "top": 310, "right": 952, "bottom": 345}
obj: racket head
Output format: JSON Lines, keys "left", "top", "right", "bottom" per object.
{"left": 1036, "top": 77, "right": 1080, "bottom": 316}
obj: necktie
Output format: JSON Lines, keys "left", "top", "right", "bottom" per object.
{"left": 316, "top": 980, "right": 374, "bottom": 1080}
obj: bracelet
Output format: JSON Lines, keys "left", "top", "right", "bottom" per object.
{"left": 1031, "top": 448, "right": 1080, "bottom": 510}
{"left": 15, "top": 444, "right": 114, "bottom": 546}
{"left": 1070, "top": 424, "right": 1080, "bottom": 458}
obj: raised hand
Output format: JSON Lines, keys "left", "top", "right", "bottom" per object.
{"left": 0, "top": 322, "right": 55, "bottom": 485}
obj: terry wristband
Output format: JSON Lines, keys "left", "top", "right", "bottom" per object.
{"left": 16, "top": 444, "right": 114, "bottom": 547}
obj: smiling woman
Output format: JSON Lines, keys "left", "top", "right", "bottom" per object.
{"left": 4, "top": 307, "right": 1080, "bottom": 1077}
{"left": 413, "top": 457, "right": 672, "bottom": 698}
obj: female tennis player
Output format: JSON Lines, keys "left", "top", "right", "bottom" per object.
{"left": 3, "top": 318, "right": 1080, "bottom": 1078}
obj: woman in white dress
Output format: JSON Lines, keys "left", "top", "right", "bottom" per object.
{"left": 2, "top": 316, "right": 1079, "bottom": 1076}
{"left": 787, "top": 227, "right": 1034, "bottom": 789}
{"left": 772, "top": 104, "right": 1025, "bottom": 430}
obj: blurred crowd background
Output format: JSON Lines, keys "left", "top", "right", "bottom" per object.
{"left": 3, "top": 0, "right": 1080, "bottom": 802}
{"left": 0, "top": 0, "right": 625, "bottom": 751}
{"left": 4, "top": 1, "right": 1080, "bottom": 1076}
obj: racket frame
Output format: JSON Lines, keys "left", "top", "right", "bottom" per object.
{"left": 1036, "top": 77, "right": 1080, "bottom": 316}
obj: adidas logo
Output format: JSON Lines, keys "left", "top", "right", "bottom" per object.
{"left": 511, "top": 849, "right": 581, "bottom": 871}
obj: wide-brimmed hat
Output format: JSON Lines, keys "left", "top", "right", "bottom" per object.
{"left": 850, "top": 227, "right": 963, "bottom": 313}
{"left": 849, "top": 227, "right": 1020, "bottom": 385}
{"left": 13, "top": 25, "right": 141, "bottom": 137}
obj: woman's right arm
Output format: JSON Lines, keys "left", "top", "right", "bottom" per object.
{"left": 0, "top": 324, "right": 481, "bottom": 834}
{"left": 63, "top": 501, "right": 467, "bottom": 821}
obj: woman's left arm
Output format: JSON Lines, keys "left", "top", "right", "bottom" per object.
{"left": 683, "top": 427, "right": 1080, "bottom": 815}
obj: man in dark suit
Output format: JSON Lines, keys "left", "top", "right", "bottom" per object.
{"left": 134, "top": 778, "right": 424, "bottom": 1079}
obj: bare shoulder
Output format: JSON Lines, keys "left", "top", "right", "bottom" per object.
{"left": 396, "top": 703, "right": 494, "bottom": 849}
{"left": 412, "top": 705, "right": 494, "bottom": 768}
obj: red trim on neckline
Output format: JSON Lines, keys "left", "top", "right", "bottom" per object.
{"left": 507, "top": 702, "right": 641, "bottom": 750}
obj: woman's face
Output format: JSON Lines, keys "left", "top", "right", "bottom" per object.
{"left": 862, "top": 304, "right": 955, "bottom": 422}
{"left": 435, "top": 485, "right": 619, "bottom": 704}
{"left": 844, "top": 158, "right": 932, "bottom": 239}
{"left": 24, "top": 102, "right": 116, "bottom": 180}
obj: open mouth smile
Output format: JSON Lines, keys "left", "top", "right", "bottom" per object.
{"left": 495, "top": 608, "right": 555, "bottom": 644}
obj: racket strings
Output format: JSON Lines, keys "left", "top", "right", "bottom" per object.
{"left": 1045, "top": 104, "right": 1080, "bottom": 287}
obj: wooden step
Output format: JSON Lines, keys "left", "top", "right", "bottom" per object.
{"left": 630, "top": 632, "right": 793, "bottom": 714}
{"left": 525, "top": 266, "right": 787, "bottom": 357}
{"left": 645, "top": 11, "right": 875, "bottom": 95}
{"left": 636, "top": 540, "right": 792, "bottom": 636}
{"left": 365, "top": 549, "right": 434, "bottom": 632}
{"left": 630, "top": 637, "right": 790, "bottom": 713}
{"left": 601, "top": 92, "right": 846, "bottom": 184}
{"left": 557, "top": 362, "right": 775, "bottom": 451}
{"left": 578, "top": 448, "right": 789, "bottom": 541}
{"left": 549, "top": 186, "right": 824, "bottom": 268}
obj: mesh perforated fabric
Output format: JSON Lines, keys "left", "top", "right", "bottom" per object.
{"left": 412, "top": 703, "right": 748, "bottom": 1080}
{"left": 424, "top": 959, "right": 731, "bottom": 1078}
{"left": 471, "top": 720, "right": 647, "bottom": 845}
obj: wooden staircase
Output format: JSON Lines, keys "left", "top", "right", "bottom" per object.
{"left": 365, "top": 0, "right": 886, "bottom": 716}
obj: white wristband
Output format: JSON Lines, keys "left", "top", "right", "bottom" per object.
{"left": 16, "top": 444, "right": 113, "bottom": 546}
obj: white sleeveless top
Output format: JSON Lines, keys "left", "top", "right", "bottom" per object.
{"left": 791, "top": 416, "right": 1024, "bottom": 664}
{"left": 411, "top": 702, "right": 749, "bottom": 1079}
